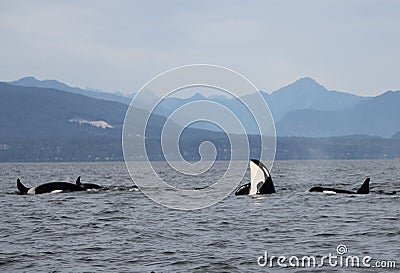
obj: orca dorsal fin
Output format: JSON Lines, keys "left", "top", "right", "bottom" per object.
{"left": 17, "top": 178, "right": 29, "bottom": 194}
{"left": 76, "top": 176, "right": 81, "bottom": 185}
{"left": 356, "top": 178, "right": 370, "bottom": 194}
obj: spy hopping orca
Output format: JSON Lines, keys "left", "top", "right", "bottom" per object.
{"left": 235, "top": 159, "right": 276, "bottom": 195}
{"left": 17, "top": 177, "right": 85, "bottom": 195}
{"left": 309, "top": 178, "right": 370, "bottom": 194}
{"left": 75, "top": 176, "right": 102, "bottom": 190}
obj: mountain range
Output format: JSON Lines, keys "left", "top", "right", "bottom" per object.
{"left": 0, "top": 82, "right": 241, "bottom": 161}
{"left": 255, "top": 77, "right": 368, "bottom": 121}
{"left": 9, "top": 76, "right": 400, "bottom": 137}
{"left": 277, "top": 90, "right": 400, "bottom": 137}
{"left": 1, "top": 76, "right": 399, "bottom": 161}
{"left": 10, "top": 76, "right": 134, "bottom": 105}
{"left": 128, "top": 76, "right": 399, "bottom": 138}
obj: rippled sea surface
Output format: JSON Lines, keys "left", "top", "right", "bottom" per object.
{"left": 0, "top": 160, "right": 399, "bottom": 272}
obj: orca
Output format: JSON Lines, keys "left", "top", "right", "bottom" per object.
{"left": 309, "top": 178, "right": 370, "bottom": 194}
{"left": 17, "top": 177, "right": 85, "bottom": 195}
{"left": 235, "top": 159, "right": 276, "bottom": 195}
{"left": 75, "top": 176, "right": 102, "bottom": 190}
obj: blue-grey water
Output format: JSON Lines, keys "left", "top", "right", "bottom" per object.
{"left": 0, "top": 160, "right": 399, "bottom": 272}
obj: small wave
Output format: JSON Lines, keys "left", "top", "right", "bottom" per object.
{"left": 101, "top": 185, "right": 139, "bottom": 192}
{"left": 314, "top": 233, "right": 338, "bottom": 237}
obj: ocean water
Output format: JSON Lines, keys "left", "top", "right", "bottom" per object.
{"left": 0, "top": 160, "right": 399, "bottom": 272}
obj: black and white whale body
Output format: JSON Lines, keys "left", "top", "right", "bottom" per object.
{"left": 75, "top": 176, "right": 102, "bottom": 190}
{"left": 309, "top": 178, "right": 370, "bottom": 194}
{"left": 235, "top": 159, "right": 275, "bottom": 195}
{"left": 17, "top": 177, "right": 85, "bottom": 195}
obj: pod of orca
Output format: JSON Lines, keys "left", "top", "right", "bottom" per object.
{"left": 234, "top": 159, "right": 396, "bottom": 196}
{"left": 16, "top": 159, "right": 396, "bottom": 195}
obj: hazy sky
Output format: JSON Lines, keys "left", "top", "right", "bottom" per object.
{"left": 1, "top": 0, "right": 399, "bottom": 96}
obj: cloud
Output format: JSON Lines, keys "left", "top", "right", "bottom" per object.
{"left": 1, "top": 0, "right": 400, "bottom": 95}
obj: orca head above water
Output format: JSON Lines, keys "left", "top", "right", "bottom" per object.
{"left": 235, "top": 159, "right": 275, "bottom": 196}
